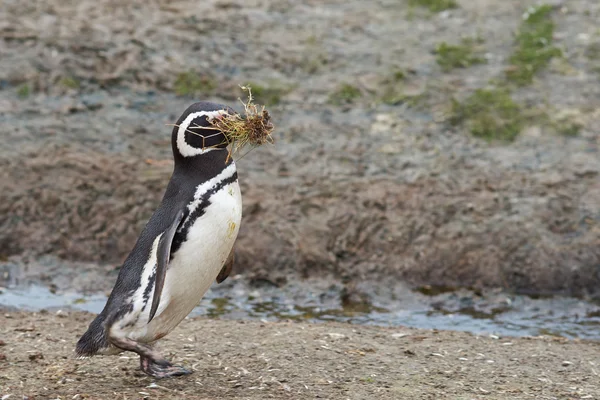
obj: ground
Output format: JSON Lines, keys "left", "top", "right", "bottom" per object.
{"left": 1, "top": 0, "right": 600, "bottom": 398}
{"left": 0, "top": 311, "right": 599, "bottom": 400}
{"left": 1, "top": 0, "right": 599, "bottom": 297}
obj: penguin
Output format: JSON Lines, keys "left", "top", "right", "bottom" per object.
{"left": 75, "top": 101, "right": 242, "bottom": 378}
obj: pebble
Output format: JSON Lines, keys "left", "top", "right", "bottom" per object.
{"left": 325, "top": 333, "right": 347, "bottom": 340}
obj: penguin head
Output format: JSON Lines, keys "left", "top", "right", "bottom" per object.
{"left": 171, "top": 101, "right": 236, "bottom": 159}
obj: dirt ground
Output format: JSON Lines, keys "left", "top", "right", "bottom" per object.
{"left": 0, "top": 311, "right": 598, "bottom": 400}
{"left": 1, "top": 0, "right": 600, "bottom": 296}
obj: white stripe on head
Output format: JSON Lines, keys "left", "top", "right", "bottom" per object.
{"left": 176, "top": 110, "right": 228, "bottom": 157}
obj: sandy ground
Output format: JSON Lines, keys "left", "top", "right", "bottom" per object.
{"left": 0, "top": 311, "right": 598, "bottom": 400}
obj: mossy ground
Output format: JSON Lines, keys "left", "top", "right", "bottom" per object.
{"left": 244, "top": 81, "right": 292, "bottom": 106}
{"left": 447, "top": 4, "right": 577, "bottom": 140}
{"left": 449, "top": 89, "right": 524, "bottom": 142}
{"left": 17, "top": 84, "right": 30, "bottom": 99}
{"left": 380, "top": 69, "right": 409, "bottom": 105}
{"left": 328, "top": 83, "right": 362, "bottom": 105}
{"left": 59, "top": 77, "right": 80, "bottom": 89}
{"left": 435, "top": 38, "right": 486, "bottom": 71}
{"left": 408, "top": 0, "right": 457, "bottom": 12}
{"left": 173, "top": 71, "right": 216, "bottom": 96}
{"left": 506, "top": 5, "right": 562, "bottom": 85}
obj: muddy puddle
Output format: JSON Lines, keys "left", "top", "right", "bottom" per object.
{"left": 1, "top": 277, "right": 599, "bottom": 340}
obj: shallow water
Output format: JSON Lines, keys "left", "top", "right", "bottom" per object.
{"left": 1, "top": 277, "right": 599, "bottom": 340}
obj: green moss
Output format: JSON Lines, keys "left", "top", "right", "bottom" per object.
{"left": 435, "top": 38, "right": 486, "bottom": 71}
{"left": 382, "top": 91, "right": 428, "bottom": 108}
{"left": 245, "top": 81, "right": 292, "bottom": 106}
{"left": 329, "top": 84, "right": 362, "bottom": 105}
{"left": 173, "top": 71, "right": 216, "bottom": 96}
{"left": 380, "top": 69, "right": 408, "bottom": 105}
{"left": 506, "top": 5, "right": 562, "bottom": 85}
{"left": 450, "top": 89, "right": 525, "bottom": 141}
{"left": 17, "top": 84, "right": 30, "bottom": 99}
{"left": 206, "top": 297, "right": 231, "bottom": 318}
{"left": 381, "top": 91, "right": 405, "bottom": 105}
{"left": 59, "top": 77, "right": 80, "bottom": 89}
{"left": 391, "top": 69, "right": 407, "bottom": 81}
{"left": 408, "top": 0, "right": 458, "bottom": 12}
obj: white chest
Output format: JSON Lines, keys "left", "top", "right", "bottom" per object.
{"left": 114, "top": 178, "right": 242, "bottom": 343}
{"left": 150, "top": 181, "right": 242, "bottom": 329}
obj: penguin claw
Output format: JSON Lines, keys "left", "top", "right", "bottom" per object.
{"left": 151, "top": 365, "right": 192, "bottom": 378}
{"left": 140, "top": 357, "right": 192, "bottom": 378}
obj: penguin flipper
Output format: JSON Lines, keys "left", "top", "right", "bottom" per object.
{"left": 216, "top": 248, "right": 234, "bottom": 284}
{"left": 148, "top": 209, "right": 185, "bottom": 323}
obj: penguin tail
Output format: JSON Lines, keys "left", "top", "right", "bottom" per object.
{"left": 75, "top": 315, "right": 109, "bottom": 358}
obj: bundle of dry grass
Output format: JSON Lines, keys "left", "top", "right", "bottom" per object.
{"left": 210, "top": 86, "right": 275, "bottom": 160}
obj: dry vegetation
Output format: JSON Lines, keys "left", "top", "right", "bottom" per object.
{"left": 209, "top": 87, "right": 275, "bottom": 160}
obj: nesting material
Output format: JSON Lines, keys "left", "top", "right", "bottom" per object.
{"left": 209, "top": 86, "right": 275, "bottom": 160}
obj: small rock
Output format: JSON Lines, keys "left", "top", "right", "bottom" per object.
{"left": 28, "top": 352, "right": 44, "bottom": 361}
{"left": 540, "top": 171, "right": 564, "bottom": 187}
{"left": 14, "top": 326, "right": 35, "bottom": 332}
{"left": 0, "top": 354, "right": 6, "bottom": 361}
{"left": 522, "top": 125, "right": 542, "bottom": 138}
{"left": 325, "top": 333, "right": 347, "bottom": 340}
{"left": 0, "top": 340, "right": 6, "bottom": 346}
{"left": 391, "top": 333, "right": 409, "bottom": 339}
{"left": 562, "top": 361, "right": 572, "bottom": 366}
{"left": 577, "top": 33, "right": 590, "bottom": 42}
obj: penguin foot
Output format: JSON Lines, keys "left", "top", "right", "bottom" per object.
{"left": 140, "top": 356, "right": 192, "bottom": 378}
{"left": 109, "top": 337, "right": 191, "bottom": 379}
